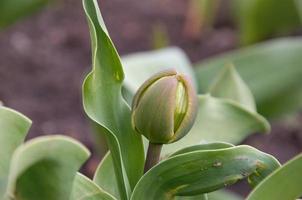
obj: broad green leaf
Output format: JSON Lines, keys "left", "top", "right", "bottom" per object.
{"left": 95, "top": 150, "right": 242, "bottom": 200}
{"left": 162, "top": 95, "right": 270, "bottom": 155}
{"left": 208, "top": 190, "right": 242, "bottom": 200}
{"left": 233, "top": 0, "right": 301, "bottom": 45}
{"left": 122, "top": 47, "right": 197, "bottom": 97}
{"left": 172, "top": 143, "right": 235, "bottom": 200}
{"left": 170, "top": 145, "right": 248, "bottom": 200}
{"left": 0, "top": 0, "right": 50, "bottom": 28}
{"left": 208, "top": 64, "right": 256, "bottom": 112}
{"left": 5, "top": 135, "right": 90, "bottom": 200}
{"left": 195, "top": 38, "right": 302, "bottom": 119}
{"left": 94, "top": 142, "right": 234, "bottom": 200}
{"left": 71, "top": 173, "right": 116, "bottom": 200}
{"left": 247, "top": 153, "right": 302, "bottom": 200}
{"left": 0, "top": 107, "right": 31, "bottom": 196}
{"left": 94, "top": 153, "right": 120, "bottom": 199}
{"left": 82, "top": 0, "right": 144, "bottom": 199}
{"left": 131, "top": 145, "right": 280, "bottom": 200}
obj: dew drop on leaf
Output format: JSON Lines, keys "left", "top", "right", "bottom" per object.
{"left": 114, "top": 71, "right": 122, "bottom": 81}
{"left": 212, "top": 161, "right": 223, "bottom": 167}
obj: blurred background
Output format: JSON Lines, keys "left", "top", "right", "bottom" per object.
{"left": 0, "top": 0, "right": 301, "bottom": 197}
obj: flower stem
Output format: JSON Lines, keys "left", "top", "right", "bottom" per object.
{"left": 144, "top": 142, "right": 163, "bottom": 173}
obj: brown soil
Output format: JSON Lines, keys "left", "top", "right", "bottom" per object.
{"left": 0, "top": 0, "right": 301, "bottom": 197}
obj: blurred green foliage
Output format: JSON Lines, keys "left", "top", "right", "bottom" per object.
{"left": 0, "top": 0, "right": 50, "bottom": 28}
{"left": 233, "top": 0, "right": 301, "bottom": 45}
{"left": 186, "top": 0, "right": 301, "bottom": 45}
{"left": 195, "top": 38, "right": 302, "bottom": 119}
{"left": 151, "top": 23, "right": 170, "bottom": 50}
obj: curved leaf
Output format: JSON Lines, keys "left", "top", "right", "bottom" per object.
{"left": 94, "top": 153, "right": 120, "bottom": 199}
{"left": 171, "top": 143, "right": 234, "bottom": 200}
{"left": 162, "top": 95, "right": 270, "bottom": 155}
{"left": 94, "top": 142, "right": 234, "bottom": 200}
{"left": 0, "top": 107, "right": 31, "bottom": 196}
{"left": 208, "top": 64, "right": 256, "bottom": 112}
{"left": 121, "top": 47, "right": 197, "bottom": 100}
{"left": 4, "top": 135, "right": 90, "bottom": 200}
{"left": 0, "top": 0, "right": 50, "bottom": 28}
{"left": 131, "top": 145, "right": 280, "bottom": 200}
{"left": 247, "top": 153, "right": 302, "bottom": 200}
{"left": 71, "top": 173, "right": 116, "bottom": 200}
{"left": 195, "top": 38, "right": 302, "bottom": 119}
{"left": 82, "top": 0, "right": 144, "bottom": 199}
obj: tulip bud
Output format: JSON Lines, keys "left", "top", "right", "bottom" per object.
{"left": 131, "top": 69, "right": 198, "bottom": 144}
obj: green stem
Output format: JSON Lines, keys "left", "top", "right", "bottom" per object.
{"left": 144, "top": 142, "right": 163, "bottom": 173}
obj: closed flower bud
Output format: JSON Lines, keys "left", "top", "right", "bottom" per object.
{"left": 131, "top": 69, "right": 198, "bottom": 144}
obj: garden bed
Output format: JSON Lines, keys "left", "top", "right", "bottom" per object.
{"left": 0, "top": 0, "right": 301, "bottom": 196}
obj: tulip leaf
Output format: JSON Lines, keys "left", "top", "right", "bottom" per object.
{"left": 94, "top": 142, "right": 234, "bottom": 200}
{"left": 0, "top": 107, "right": 31, "bottom": 197}
{"left": 208, "top": 64, "right": 256, "bottom": 112}
{"left": 162, "top": 95, "right": 270, "bottom": 155}
{"left": 4, "top": 135, "right": 90, "bottom": 200}
{"left": 247, "top": 153, "right": 302, "bottom": 200}
{"left": 172, "top": 144, "right": 239, "bottom": 200}
{"left": 131, "top": 145, "right": 280, "bottom": 199}
{"left": 0, "top": 0, "right": 50, "bottom": 28}
{"left": 121, "top": 47, "right": 197, "bottom": 100}
{"left": 94, "top": 153, "right": 120, "bottom": 199}
{"left": 195, "top": 38, "right": 302, "bottom": 119}
{"left": 71, "top": 173, "right": 116, "bottom": 200}
{"left": 82, "top": 0, "right": 144, "bottom": 199}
